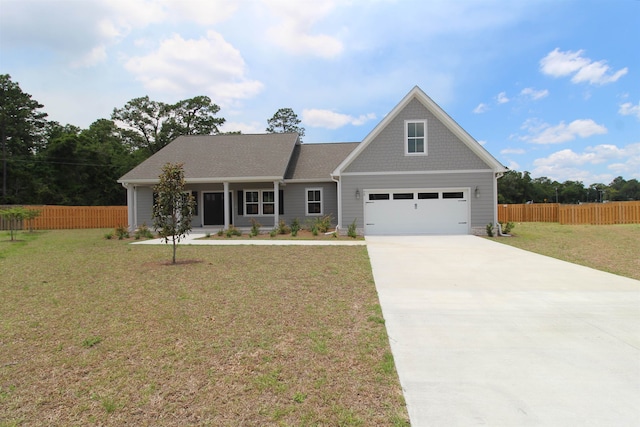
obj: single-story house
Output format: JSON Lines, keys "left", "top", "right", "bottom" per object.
{"left": 118, "top": 86, "right": 507, "bottom": 235}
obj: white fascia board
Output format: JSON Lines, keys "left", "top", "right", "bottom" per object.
{"left": 186, "top": 176, "right": 283, "bottom": 184}
{"left": 284, "top": 178, "right": 335, "bottom": 184}
{"left": 340, "top": 169, "right": 494, "bottom": 176}
{"left": 118, "top": 176, "right": 285, "bottom": 185}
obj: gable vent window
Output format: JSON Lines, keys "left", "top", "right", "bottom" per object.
{"left": 405, "top": 120, "right": 427, "bottom": 155}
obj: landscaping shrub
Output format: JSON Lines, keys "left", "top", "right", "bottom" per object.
{"left": 290, "top": 218, "right": 301, "bottom": 237}
{"left": 115, "top": 225, "right": 129, "bottom": 240}
{"left": 250, "top": 219, "right": 261, "bottom": 237}
{"left": 347, "top": 219, "right": 357, "bottom": 238}
{"left": 134, "top": 223, "right": 154, "bottom": 240}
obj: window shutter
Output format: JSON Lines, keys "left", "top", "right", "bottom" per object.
{"left": 279, "top": 190, "right": 284, "bottom": 214}
{"left": 237, "top": 190, "right": 243, "bottom": 215}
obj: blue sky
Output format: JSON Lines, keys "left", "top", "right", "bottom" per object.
{"left": 1, "top": 0, "right": 638, "bottom": 185}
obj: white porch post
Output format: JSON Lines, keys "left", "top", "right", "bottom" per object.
{"left": 273, "top": 181, "right": 279, "bottom": 227}
{"left": 223, "top": 181, "right": 230, "bottom": 230}
{"left": 123, "top": 183, "right": 135, "bottom": 231}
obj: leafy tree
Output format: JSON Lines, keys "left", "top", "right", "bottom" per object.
{"left": 111, "top": 96, "right": 170, "bottom": 155}
{"left": 0, "top": 206, "right": 30, "bottom": 240}
{"left": 559, "top": 181, "right": 587, "bottom": 204}
{"left": 165, "top": 96, "right": 225, "bottom": 141}
{"left": 152, "top": 163, "right": 195, "bottom": 264}
{"left": 0, "top": 74, "right": 48, "bottom": 203}
{"left": 112, "top": 95, "right": 225, "bottom": 157}
{"left": 266, "top": 108, "right": 305, "bottom": 141}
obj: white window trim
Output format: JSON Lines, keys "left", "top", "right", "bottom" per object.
{"left": 244, "top": 189, "right": 275, "bottom": 216}
{"left": 305, "top": 187, "right": 323, "bottom": 216}
{"left": 405, "top": 119, "right": 428, "bottom": 156}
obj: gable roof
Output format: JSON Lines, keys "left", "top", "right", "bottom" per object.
{"left": 118, "top": 133, "right": 300, "bottom": 184}
{"left": 285, "top": 142, "right": 359, "bottom": 181}
{"left": 332, "top": 86, "right": 506, "bottom": 175}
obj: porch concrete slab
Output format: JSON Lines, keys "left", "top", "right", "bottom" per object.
{"left": 365, "top": 235, "right": 640, "bottom": 427}
{"left": 132, "top": 232, "right": 366, "bottom": 246}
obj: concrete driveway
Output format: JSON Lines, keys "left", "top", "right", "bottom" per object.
{"left": 366, "top": 235, "right": 640, "bottom": 427}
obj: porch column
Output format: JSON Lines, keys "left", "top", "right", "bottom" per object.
{"left": 223, "top": 181, "right": 230, "bottom": 230}
{"left": 273, "top": 180, "right": 279, "bottom": 227}
{"left": 123, "top": 183, "right": 135, "bottom": 231}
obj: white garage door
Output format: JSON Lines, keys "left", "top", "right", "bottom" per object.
{"left": 364, "top": 189, "right": 469, "bottom": 235}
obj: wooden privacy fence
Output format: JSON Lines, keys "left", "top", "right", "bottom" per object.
{"left": 498, "top": 201, "right": 640, "bottom": 225}
{"left": 0, "top": 205, "right": 128, "bottom": 230}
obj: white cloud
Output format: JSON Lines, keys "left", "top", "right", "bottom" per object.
{"left": 264, "top": 0, "right": 343, "bottom": 58}
{"left": 124, "top": 31, "right": 263, "bottom": 102}
{"left": 220, "top": 121, "right": 264, "bottom": 134}
{"left": 532, "top": 143, "right": 640, "bottom": 182}
{"left": 473, "top": 103, "right": 489, "bottom": 114}
{"left": 520, "top": 118, "right": 607, "bottom": 144}
{"left": 302, "top": 109, "right": 376, "bottom": 129}
{"left": 71, "top": 45, "right": 108, "bottom": 68}
{"left": 619, "top": 102, "right": 640, "bottom": 120}
{"left": 540, "top": 48, "right": 628, "bottom": 85}
{"left": 496, "top": 91, "right": 509, "bottom": 104}
{"left": 520, "top": 87, "right": 549, "bottom": 100}
{"left": 501, "top": 148, "right": 526, "bottom": 155}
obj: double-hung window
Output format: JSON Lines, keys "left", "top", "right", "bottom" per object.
{"left": 262, "top": 191, "right": 275, "bottom": 215}
{"left": 306, "top": 188, "right": 322, "bottom": 215}
{"left": 405, "top": 120, "right": 427, "bottom": 155}
{"left": 245, "top": 191, "right": 259, "bottom": 215}
{"left": 244, "top": 190, "right": 275, "bottom": 216}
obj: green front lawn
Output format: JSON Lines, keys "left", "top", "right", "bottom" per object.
{"left": 0, "top": 229, "right": 408, "bottom": 426}
{"left": 490, "top": 222, "right": 640, "bottom": 280}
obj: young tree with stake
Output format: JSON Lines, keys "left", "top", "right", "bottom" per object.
{"left": 152, "top": 163, "right": 195, "bottom": 264}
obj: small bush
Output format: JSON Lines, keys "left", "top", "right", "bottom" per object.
{"left": 290, "top": 218, "right": 300, "bottom": 237}
{"left": 104, "top": 232, "right": 113, "bottom": 240}
{"left": 250, "top": 219, "right": 261, "bottom": 237}
{"left": 310, "top": 214, "right": 333, "bottom": 233}
{"left": 134, "top": 223, "right": 154, "bottom": 240}
{"left": 500, "top": 221, "right": 515, "bottom": 234}
{"left": 225, "top": 225, "right": 242, "bottom": 238}
{"left": 217, "top": 229, "right": 224, "bottom": 236}
{"left": 347, "top": 219, "right": 357, "bottom": 238}
{"left": 270, "top": 228, "right": 277, "bottom": 238}
{"left": 311, "top": 226, "right": 318, "bottom": 236}
{"left": 277, "top": 219, "right": 290, "bottom": 235}
{"left": 115, "top": 225, "right": 129, "bottom": 240}
{"left": 486, "top": 223, "right": 494, "bottom": 237}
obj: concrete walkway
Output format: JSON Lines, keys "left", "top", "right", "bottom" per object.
{"left": 132, "top": 232, "right": 366, "bottom": 246}
{"left": 365, "top": 235, "right": 640, "bottom": 427}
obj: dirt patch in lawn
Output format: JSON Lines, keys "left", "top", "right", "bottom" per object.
{"left": 0, "top": 229, "right": 408, "bottom": 426}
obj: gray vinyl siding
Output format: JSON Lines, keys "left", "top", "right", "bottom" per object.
{"left": 231, "top": 182, "right": 337, "bottom": 228}
{"left": 345, "top": 98, "right": 488, "bottom": 173}
{"left": 135, "top": 186, "right": 154, "bottom": 229}
{"left": 340, "top": 172, "right": 495, "bottom": 230}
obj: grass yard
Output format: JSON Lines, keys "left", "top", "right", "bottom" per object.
{"left": 490, "top": 222, "right": 640, "bottom": 281}
{"left": 0, "top": 230, "right": 408, "bottom": 426}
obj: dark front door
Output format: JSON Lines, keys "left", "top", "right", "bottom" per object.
{"left": 204, "top": 192, "right": 224, "bottom": 225}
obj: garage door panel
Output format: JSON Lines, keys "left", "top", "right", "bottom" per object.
{"left": 364, "top": 189, "right": 469, "bottom": 235}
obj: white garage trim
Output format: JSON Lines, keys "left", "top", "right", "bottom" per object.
{"left": 363, "top": 187, "right": 471, "bottom": 235}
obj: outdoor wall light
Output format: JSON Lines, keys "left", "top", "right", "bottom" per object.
{"left": 355, "top": 189, "right": 361, "bottom": 200}
{"left": 474, "top": 186, "right": 480, "bottom": 198}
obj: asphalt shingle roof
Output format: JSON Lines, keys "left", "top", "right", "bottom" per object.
{"left": 119, "top": 133, "right": 300, "bottom": 183}
{"left": 285, "top": 142, "right": 359, "bottom": 180}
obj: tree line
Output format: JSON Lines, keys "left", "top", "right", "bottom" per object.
{"left": 2, "top": 74, "right": 637, "bottom": 207}
{"left": 0, "top": 74, "right": 305, "bottom": 206}
{"left": 498, "top": 170, "right": 640, "bottom": 204}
